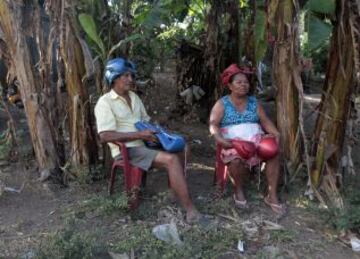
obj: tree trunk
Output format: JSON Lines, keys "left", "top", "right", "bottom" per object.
{"left": 223, "top": 1, "right": 240, "bottom": 66}
{"left": 56, "top": 0, "right": 98, "bottom": 167}
{"left": 122, "top": 0, "right": 134, "bottom": 58}
{"left": 310, "top": 0, "right": 356, "bottom": 208}
{"left": 202, "top": 0, "right": 224, "bottom": 107}
{"left": 175, "top": 1, "right": 242, "bottom": 121}
{"left": 272, "top": 0, "right": 303, "bottom": 174}
{"left": 0, "top": 0, "right": 60, "bottom": 172}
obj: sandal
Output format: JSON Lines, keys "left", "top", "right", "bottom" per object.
{"left": 264, "top": 196, "right": 287, "bottom": 216}
{"left": 233, "top": 194, "right": 249, "bottom": 209}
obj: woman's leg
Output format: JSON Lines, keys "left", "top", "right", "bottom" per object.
{"left": 227, "top": 158, "right": 250, "bottom": 202}
{"left": 264, "top": 154, "right": 281, "bottom": 204}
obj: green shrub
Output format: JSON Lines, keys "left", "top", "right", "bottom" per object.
{"left": 36, "top": 220, "right": 107, "bottom": 259}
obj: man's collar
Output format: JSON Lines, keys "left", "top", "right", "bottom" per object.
{"left": 109, "top": 89, "right": 133, "bottom": 99}
{"left": 109, "top": 89, "right": 119, "bottom": 99}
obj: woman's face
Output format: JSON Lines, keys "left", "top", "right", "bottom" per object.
{"left": 228, "top": 73, "right": 249, "bottom": 96}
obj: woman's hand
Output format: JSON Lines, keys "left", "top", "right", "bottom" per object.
{"left": 263, "top": 133, "right": 280, "bottom": 145}
{"left": 216, "top": 137, "right": 233, "bottom": 149}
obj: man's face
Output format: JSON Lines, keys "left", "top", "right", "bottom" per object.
{"left": 113, "top": 71, "right": 134, "bottom": 92}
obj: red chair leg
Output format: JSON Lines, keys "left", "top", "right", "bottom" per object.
{"left": 125, "top": 167, "right": 143, "bottom": 209}
{"left": 215, "top": 161, "right": 227, "bottom": 193}
{"left": 214, "top": 144, "right": 228, "bottom": 194}
{"left": 108, "top": 163, "right": 117, "bottom": 195}
{"left": 108, "top": 142, "right": 146, "bottom": 209}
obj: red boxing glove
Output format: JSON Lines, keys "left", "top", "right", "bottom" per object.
{"left": 231, "top": 139, "right": 257, "bottom": 160}
{"left": 257, "top": 137, "right": 279, "bottom": 160}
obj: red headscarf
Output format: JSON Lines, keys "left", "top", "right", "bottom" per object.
{"left": 221, "top": 64, "right": 255, "bottom": 87}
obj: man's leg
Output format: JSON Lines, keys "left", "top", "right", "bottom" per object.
{"left": 227, "top": 159, "right": 250, "bottom": 202}
{"left": 152, "top": 151, "right": 200, "bottom": 222}
{"left": 168, "top": 144, "right": 190, "bottom": 202}
{"left": 264, "top": 154, "right": 281, "bottom": 204}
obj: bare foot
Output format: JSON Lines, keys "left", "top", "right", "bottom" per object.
{"left": 234, "top": 190, "right": 246, "bottom": 203}
{"left": 186, "top": 207, "right": 201, "bottom": 224}
{"left": 233, "top": 194, "right": 248, "bottom": 209}
{"left": 167, "top": 189, "right": 177, "bottom": 203}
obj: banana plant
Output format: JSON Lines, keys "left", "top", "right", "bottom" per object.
{"left": 78, "top": 12, "right": 142, "bottom": 63}
{"left": 303, "top": 0, "right": 335, "bottom": 52}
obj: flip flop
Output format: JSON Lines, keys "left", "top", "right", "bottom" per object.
{"left": 264, "top": 196, "right": 287, "bottom": 216}
{"left": 233, "top": 194, "right": 249, "bottom": 209}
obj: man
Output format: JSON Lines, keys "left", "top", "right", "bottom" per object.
{"left": 95, "top": 58, "right": 200, "bottom": 223}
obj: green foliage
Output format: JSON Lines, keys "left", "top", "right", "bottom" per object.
{"left": 240, "top": 0, "right": 249, "bottom": 8}
{"left": 309, "top": 187, "right": 360, "bottom": 232}
{"left": 254, "top": 9, "right": 267, "bottom": 63}
{"left": 71, "top": 164, "right": 105, "bottom": 185}
{"left": 37, "top": 219, "right": 107, "bottom": 259}
{"left": 302, "top": 0, "right": 335, "bottom": 52}
{"left": 269, "top": 229, "right": 296, "bottom": 243}
{"left": 307, "top": 41, "right": 330, "bottom": 73}
{"left": 78, "top": 13, "right": 106, "bottom": 59}
{"left": 300, "top": 0, "right": 335, "bottom": 74}
{"left": 306, "top": 0, "right": 336, "bottom": 15}
{"left": 78, "top": 193, "right": 129, "bottom": 216}
{"left": 0, "top": 129, "right": 11, "bottom": 161}
{"left": 333, "top": 189, "right": 360, "bottom": 232}
{"left": 114, "top": 223, "right": 243, "bottom": 258}
{"left": 306, "top": 14, "right": 332, "bottom": 51}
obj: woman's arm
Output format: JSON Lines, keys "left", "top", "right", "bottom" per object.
{"left": 257, "top": 102, "right": 280, "bottom": 141}
{"left": 209, "top": 100, "right": 233, "bottom": 148}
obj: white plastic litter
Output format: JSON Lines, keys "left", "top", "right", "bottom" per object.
{"left": 350, "top": 237, "right": 360, "bottom": 252}
{"left": 152, "top": 222, "right": 183, "bottom": 246}
{"left": 237, "top": 240, "right": 244, "bottom": 252}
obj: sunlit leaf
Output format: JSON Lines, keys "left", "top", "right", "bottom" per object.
{"left": 78, "top": 13, "right": 105, "bottom": 56}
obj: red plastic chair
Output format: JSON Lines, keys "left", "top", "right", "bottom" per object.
{"left": 214, "top": 143, "right": 228, "bottom": 193}
{"left": 214, "top": 143, "right": 264, "bottom": 194}
{"left": 109, "top": 141, "right": 144, "bottom": 209}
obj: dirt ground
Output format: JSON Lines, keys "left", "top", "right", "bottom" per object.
{"left": 0, "top": 73, "right": 359, "bottom": 258}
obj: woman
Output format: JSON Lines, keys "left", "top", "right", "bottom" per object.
{"left": 209, "top": 64, "right": 286, "bottom": 215}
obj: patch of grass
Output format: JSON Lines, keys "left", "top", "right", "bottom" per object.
{"left": 199, "top": 196, "right": 234, "bottom": 216}
{"left": 113, "top": 223, "right": 243, "bottom": 258}
{"left": 79, "top": 192, "right": 129, "bottom": 215}
{"left": 307, "top": 187, "right": 360, "bottom": 232}
{"left": 61, "top": 192, "right": 129, "bottom": 221}
{"left": 73, "top": 164, "right": 106, "bottom": 185}
{"left": 269, "top": 229, "right": 296, "bottom": 244}
{"left": 332, "top": 188, "right": 360, "bottom": 232}
{"left": 36, "top": 218, "right": 107, "bottom": 259}
{"left": 132, "top": 191, "right": 176, "bottom": 221}
{"left": 0, "top": 129, "right": 12, "bottom": 160}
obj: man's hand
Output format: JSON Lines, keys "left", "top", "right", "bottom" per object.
{"left": 138, "top": 129, "right": 158, "bottom": 142}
